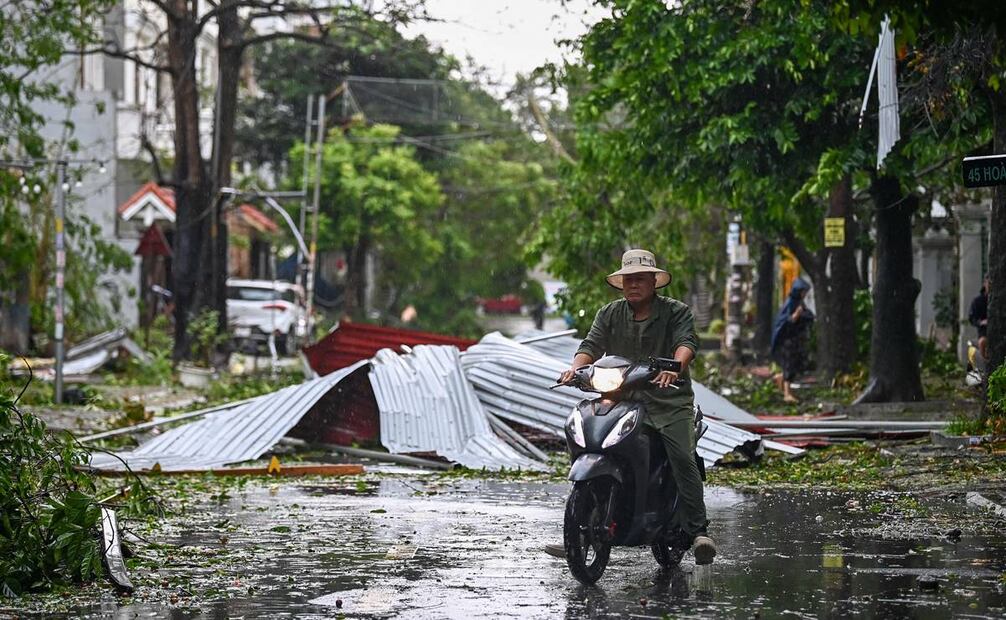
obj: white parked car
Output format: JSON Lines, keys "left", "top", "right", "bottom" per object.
{"left": 226, "top": 279, "right": 310, "bottom": 355}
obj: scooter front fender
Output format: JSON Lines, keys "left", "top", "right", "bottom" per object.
{"left": 568, "top": 453, "right": 623, "bottom": 483}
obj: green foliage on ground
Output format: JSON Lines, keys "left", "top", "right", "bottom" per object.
{"left": 708, "top": 442, "right": 1006, "bottom": 490}
{"left": 949, "top": 364, "right": 1006, "bottom": 436}
{"left": 203, "top": 369, "right": 304, "bottom": 406}
{"left": 986, "top": 363, "right": 1006, "bottom": 414}
{"left": 1, "top": 353, "right": 105, "bottom": 594}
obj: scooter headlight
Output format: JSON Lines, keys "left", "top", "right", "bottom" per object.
{"left": 601, "top": 409, "right": 639, "bottom": 449}
{"left": 591, "top": 367, "right": 624, "bottom": 392}
{"left": 566, "top": 407, "right": 586, "bottom": 448}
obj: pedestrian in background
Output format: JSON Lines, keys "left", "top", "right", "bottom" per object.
{"left": 969, "top": 275, "right": 990, "bottom": 361}
{"left": 770, "top": 277, "right": 815, "bottom": 403}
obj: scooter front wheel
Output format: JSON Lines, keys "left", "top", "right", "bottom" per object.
{"left": 651, "top": 540, "right": 686, "bottom": 568}
{"left": 563, "top": 479, "right": 613, "bottom": 584}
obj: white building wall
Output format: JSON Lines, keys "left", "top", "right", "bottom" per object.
{"left": 33, "top": 45, "right": 140, "bottom": 326}
{"left": 28, "top": 0, "right": 220, "bottom": 329}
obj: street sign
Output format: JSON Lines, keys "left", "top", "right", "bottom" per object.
{"left": 963, "top": 154, "right": 1006, "bottom": 188}
{"left": 824, "top": 217, "right": 845, "bottom": 248}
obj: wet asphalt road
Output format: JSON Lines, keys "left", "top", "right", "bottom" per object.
{"left": 76, "top": 475, "right": 1006, "bottom": 619}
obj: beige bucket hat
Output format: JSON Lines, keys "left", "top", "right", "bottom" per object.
{"left": 606, "top": 249, "right": 671, "bottom": 290}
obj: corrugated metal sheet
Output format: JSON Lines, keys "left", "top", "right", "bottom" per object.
{"left": 30, "top": 328, "right": 152, "bottom": 381}
{"left": 876, "top": 16, "right": 900, "bottom": 168}
{"left": 462, "top": 333, "right": 763, "bottom": 467}
{"left": 463, "top": 333, "right": 587, "bottom": 435}
{"left": 88, "top": 361, "right": 368, "bottom": 471}
{"left": 513, "top": 330, "right": 813, "bottom": 443}
{"left": 515, "top": 330, "right": 762, "bottom": 423}
{"left": 514, "top": 329, "right": 581, "bottom": 364}
{"left": 369, "top": 345, "right": 545, "bottom": 471}
{"left": 304, "top": 322, "right": 477, "bottom": 376}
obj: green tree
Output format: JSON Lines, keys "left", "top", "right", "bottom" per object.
{"left": 247, "top": 27, "right": 563, "bottom": 336}
{"left": 538, "top": 0, "right": 874, "bottom": 380}
{"left": 1, "top": 0, "right": 132, "bottom": 353}
{"left": 830, "top": 2, "right": 1006, "bottom": 404}
{"left": 412, "top": 139, "right": 558, "bottom": 336}
{"left": 235, "top": 21, "right": 454, "bottom": 171}
{"left": 0, "top": 0, "right": 113, "bottom": 157}
{"left": 290, "top": 123, "right": 444, "bottom": 317}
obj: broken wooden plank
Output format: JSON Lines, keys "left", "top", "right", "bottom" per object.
{"left": 94, "top": 463, "right": 364, "bottom": 477}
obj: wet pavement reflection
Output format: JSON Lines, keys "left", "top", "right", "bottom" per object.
{"left": 77, "top": 478, "right": 1005, "bottom": 618}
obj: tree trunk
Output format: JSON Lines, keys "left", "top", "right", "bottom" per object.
{"left": 753, "top": 239, "right": 775, "bottom": 359}
{"left": 344, "top": 237, "right": 370, "bottom": 319}
{"left": 781, "top": 181, "right": 858, "bottom": 381}
{"left": 816, "top": 177, "right": 858, "bottom": 378}
{"left": 986, "top": 87, "right": 1006, "bottom": 379}
{"left": 0, "top": 272, "right": 31, "bottom": 354}
{"left": 208, "top": 3, "right": 243, "bottom": 355}
{"left": 167, "top": 3, "right": 217, "bottom": 362}
{"left": 855, "top": 175, "right": 924, "bottom": 403}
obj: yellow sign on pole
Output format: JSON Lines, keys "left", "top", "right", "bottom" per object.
{"left": 824, "top": 217, "right": 845, "bottom": 248}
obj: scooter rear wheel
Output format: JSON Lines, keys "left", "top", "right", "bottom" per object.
{"left": 564, "top": 480, "right": 612, "bottom": 584}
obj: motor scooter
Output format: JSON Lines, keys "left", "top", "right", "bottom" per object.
{"left": 552, "top": 355, "right": 707, "bottom": 584}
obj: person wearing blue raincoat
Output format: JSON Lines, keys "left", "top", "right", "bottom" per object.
{"left": 770, "top": 277, "right": 815, "bottom": 403}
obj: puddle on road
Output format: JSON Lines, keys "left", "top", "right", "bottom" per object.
{"left": 62, "top": 480, "right": 1005, "bottom": 619}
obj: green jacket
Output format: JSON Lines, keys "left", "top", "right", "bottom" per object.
{"left": 575, "top": 296, "right": 699, "bottom": 428}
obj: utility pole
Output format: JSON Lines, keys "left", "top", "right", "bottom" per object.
{"left": 54, "top": 160, "right": 67, "bottom": 403}
{"left": 1, "top": 157, "right": 105, "bottom": 403}
{"left": 305, "top": 94, "right": 326, "bottom": 324}
{"left": 299, "top": 94, "right": 315, "bottom": 295}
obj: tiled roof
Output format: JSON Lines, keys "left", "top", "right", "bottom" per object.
{"left": 117, "top": 183, "right": 278, "bottom": 233}
{"left": 117, "top": 181, "right": 175, "bottom": 214}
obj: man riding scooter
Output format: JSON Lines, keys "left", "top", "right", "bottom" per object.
{"left": 546, "top": 248, "right": 717, "bottom": 566}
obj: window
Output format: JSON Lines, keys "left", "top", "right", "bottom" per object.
{"left": 227, "top": 287, "right": 296, "bottom": 303}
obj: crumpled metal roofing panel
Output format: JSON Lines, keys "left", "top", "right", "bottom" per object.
{"left": 461, "top": 332, "right": 763, "bottom": 467}
{"left": 369, "top": 345, "right": 545, "bottom": 471}
{"left": 514, "top": 329, "right": 581, "bottom": 364}
{"left": 88, "top": 361, "right": 368, "bottom": 471}
{"left": 516, "top": 330, "right": 760, "bottom": 424}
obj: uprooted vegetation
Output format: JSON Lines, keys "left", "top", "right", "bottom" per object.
{"left": 0, "top": 353, "right": 161, "bottom": 596}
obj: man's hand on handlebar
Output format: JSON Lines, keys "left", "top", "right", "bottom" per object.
{"left": 651, "top": 370, "right": 680, "bottom": 389}
{"left": 557, "top": 368, "right": 577, "bottom": 385}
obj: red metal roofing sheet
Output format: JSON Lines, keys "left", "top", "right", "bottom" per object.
{"left": 303, "top": 322, "right": 477, "bottom": 376}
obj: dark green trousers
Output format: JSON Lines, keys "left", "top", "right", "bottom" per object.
{"left": 644, "top": 407, "right": 708, "bottom": 538}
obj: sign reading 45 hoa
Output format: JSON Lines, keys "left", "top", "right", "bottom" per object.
{"left": 962, "top": 154, "right": 1006, "bottom": 188}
